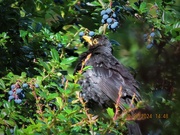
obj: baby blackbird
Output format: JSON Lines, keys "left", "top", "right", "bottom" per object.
{"left": 74, "top": 35, "right": 142, "bottom": 135}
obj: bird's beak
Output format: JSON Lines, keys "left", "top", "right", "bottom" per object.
{"left": 82, "top": 36, "right": 93, "bottom": 46}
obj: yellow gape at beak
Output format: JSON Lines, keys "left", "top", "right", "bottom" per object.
{"left": 82, "top": 36, "right": 93, "bottom": 46}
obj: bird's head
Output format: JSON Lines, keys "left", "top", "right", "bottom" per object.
{"left": 82, "top": 35, "right": 112, "bottom": 50}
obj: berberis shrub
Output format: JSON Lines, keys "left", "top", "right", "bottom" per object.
{"left": 0, "top": 0, "right": 179, "bottom": 135}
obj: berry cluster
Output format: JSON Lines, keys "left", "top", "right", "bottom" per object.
{"left": 8, "top": 83, "right": 27, "bottom": 104}
{"left": 100, "top": 8, "right": 119, "bottom": 31}
{"left": 144, "top": 32, "right": 156, "bottom": 49}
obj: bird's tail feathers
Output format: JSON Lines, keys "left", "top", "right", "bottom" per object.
{"left": 126, "top": 121, "right": 142, "bottom": 135}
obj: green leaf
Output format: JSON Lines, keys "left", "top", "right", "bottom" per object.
{"left": 29, "top": 118, "right": 35, "bottom": 125}
{"left": 63, "top": 25, "right": 73, "bottom": 31}
{"left": 131, "top": 3, "right": 139, "bottom": 11}
{"left": 175, "top": 35, "right": 180, "bottom": 41}
{"left": 68, "top": 74, "right": 75, "bottom": 79}
{"left": 173, "top": 22, "right": 180, "bottom": 29}
{"left": 4, "top": 102, "right": 11, "bottom": 109}
{"left": 0, "top": 79, "right": 5, "bottom": 89}
{"left": 47, "top": 93, "right": 59, "bottom": 101}
{"left": 0, "top": 130, "right": 4, "bottom": 135}
{"left": 139, "top": 2, "right": 147, "bottom": 14}
{"left": 61, "top": 57, "right": 77, "bottom": 65}
{"left": 38, "top": 91, "right": 48, "bottom": 99}
{"left": 21, "top": 72, "right": 27, "bottom": 78}
{"left": 88, "top": 1, "right": 101, "bottom": 7}
{"left": 4, "top": 120, "right": 16, "bottom": 126}
{"left": 107, "top": 107, "right": 114, "bottom": 118}
{"left": 50, "top": 48, "right": 60, "bottom": 62}
{"left": 83, "top": 66, "right": 93, "bottom": 71}
{"left": 20, "top": 30, "right": 28, "bottom": 38}
{"left": 56, "top": 97, "right": 63, "bottom": 108}
{"left": 55, "top": 33, "right": 62, "bottom": 41}
{"left": 98, "top": 26, "right": 104, "bottom": 34}
{"left": 39, "top": 59, "right": 50, "bottom": 71}
{"left": 36, "top": 76, "right": 43, "bottom": 84}
{"left": 57, "top": 113, "right": 66, "bottom": 121}
{"left": 7, "top": 72, "right": 14, "bottom": 78}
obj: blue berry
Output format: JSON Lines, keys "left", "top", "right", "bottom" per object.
{"left": 15, "top": 99, "right": 22, "bottom": 104}
{"left": 74, "top": 46, "right": 78, "bottom": 50}
{"left": 143, "top": 34, "right": 148, "bottom": 38}
{"left": 150, "top": 32, "right": 155, "bottom": 38}
{"left": 57, "top": 43, "right": 63, "bottom": 48}
{"left": 10, "top": 129, "right": 14, "bottom": 134}
{"left": 18, "top": 93, "right": 25, "bottom": 99}
{"left": 102, "top": 14, "right": 109, "bottom": 20}
{"left": 114, "top": 21, "right": 119, "bottom": 25}
{"left": 107, "top": 18, "right": 113, "bottom": 24}
{"left": 101, "top": 19, "right": 105, "bottom": 24}
{"left": 35, "top": 84, "right": 39, "bottom": 88}
{"left": 112, "top": 13, "right": 116, "bottom": 18}
{"left": 22, "top": 83, "right": 28, "bottom": 88}
{"left": 106, "top": 8, "right": 112, "bottom": 14}
{"left": 111, "top": 24, "right": 116, "bottom": 29}
{"left": 8, "top": 91, "right": 13, "bottom": 95}
{"left": 9, "top": 96, "right": 14, "bottom": 100}
{"left": 143, "top": 34, "right": 148, "bottom": 41}
{"left": 16, "top": 88, "right": 22, "bottom": 94}
{"left": 111, "top": 22, "right": 119, "bottom": 29}
{"left": 79, "top": 31, "right": 84, "bottom": 37}
{"left": 89, "top": 31, "right": 95, "bottom": 36}
{"left": 146, "top": 43, "right": 153, "bottom": 49}
{"left": 11, "top": 84, "right": 16, "bottom": 90}
{"left": 100, "top": 10, "right": 106, "bottom": 16}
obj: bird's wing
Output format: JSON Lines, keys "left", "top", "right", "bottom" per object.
{"left": 85, "top": 53, "right": 141, "bottom": 110}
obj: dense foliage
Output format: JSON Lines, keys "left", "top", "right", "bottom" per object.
{"left": 0, "top": 0, "right": 179, "bottom": 134}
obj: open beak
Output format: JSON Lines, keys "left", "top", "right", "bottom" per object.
{"left": 82, "top": 36, "right": 93, "bottom": 46}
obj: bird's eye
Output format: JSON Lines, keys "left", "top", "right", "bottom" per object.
{"left": 92, "top": 39, "right": 98, "bottom": 45}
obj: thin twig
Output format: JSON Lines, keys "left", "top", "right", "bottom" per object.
{"left": 64, "top": 79, "right": 68, "bottom": 90}
{"left": 66, "top": 27, "right": 84, "bottom": 47}
{"left": 77, "top": 92, "right": 97, "bottom": 134}
{"left": 130, "top": 93, "right": 136, "bottom": 107}
{"left": 79, "top": 53, "right": 92, "bottom": 74}
{"left": 98, "top": 0, "right": 105, "bottom": 9}
{"left": 113, "top": 86, "right": 122, "bottom": 121}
